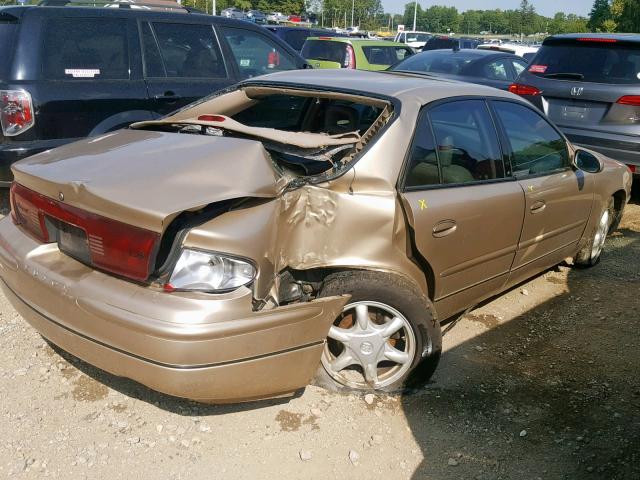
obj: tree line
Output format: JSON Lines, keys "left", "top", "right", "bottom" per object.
{"left": 401, "top": 1, "right": 588, "bottom": 36}
{"left": 588, "top": 0, "right": 640, "bottom": 33}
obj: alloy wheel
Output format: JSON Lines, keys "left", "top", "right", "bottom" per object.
{"left": 321, "top": 301, "right": 416, "bottom": 390}
{"left": 591, "top": 209, "right": 609, "bottom": 261}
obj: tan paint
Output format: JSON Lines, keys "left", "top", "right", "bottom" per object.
{"left": 0, "top": 69, "right": 633, "bottom": 401}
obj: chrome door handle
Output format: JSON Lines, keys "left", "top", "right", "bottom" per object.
{"left": 432, "top": 220, "right": 457, "bottom": 238}
{"left": 530, "top": 201, "right": 546, "bottom": 213}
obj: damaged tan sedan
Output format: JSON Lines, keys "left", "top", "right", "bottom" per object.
{"left": 0, "top": 70, "right": 633, "bottom": 402}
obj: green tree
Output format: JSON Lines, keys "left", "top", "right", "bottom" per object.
{"left": 612, "top": 0, "right": 640, "bottom": 33}
{"left": 588, "top": 0, "right": 611, "bottom": 30}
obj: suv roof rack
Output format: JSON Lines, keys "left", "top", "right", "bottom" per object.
{"left": 36, "top": 0, "right": 204, "bottom": 13}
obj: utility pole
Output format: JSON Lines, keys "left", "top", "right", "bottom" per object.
{"left": 351, "top": 0, "right": 354, "bottom": 28}
{"left": 412, "top": 1, "right": 417, "bottom": 31}
{"left": 212, "top": 0, "right": 216, "bottom": 16}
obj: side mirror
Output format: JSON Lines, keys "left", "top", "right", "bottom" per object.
{"left": 573, "top": 149, "right": 603, "bottom": 174}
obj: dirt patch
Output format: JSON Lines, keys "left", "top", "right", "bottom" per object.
{"left": 71, "top": 374, "right": 109, "bottom": 402}
{"left": 275, "top": 410, "right": 304, "bottom": 432}
{"left": 465, "top": 313, "right": 501, "bottom": 329}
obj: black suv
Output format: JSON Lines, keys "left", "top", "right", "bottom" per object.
{"left": 510, "top": 34, "right": 640, "bottom": 174}
{"left": 0, "top": 4, "right": 308, "bottom": 186}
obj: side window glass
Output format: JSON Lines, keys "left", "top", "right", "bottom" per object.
{"left": 152, "top": 23, "right": 227, "bottom": 78}
{"left": 220, "top": 27, "right": 296, "bottom": 79}
{"left": 405, "top": 112, "right": 440, "bottom": 188}
{"left": 430, "top": 100, "right": 504, "bottom": 185}
{"left": 493, "top": 102, "right": 569, "bottom": 177}
{"left": 512, "top": 59, "right": 527, "bottom": 78}
{"left": 483, "top": 59, "right": 509, "bottom": 80}
{"left": 141, "top": 22, "right": 165, "bottom": 77}
{"left": 283, "top": 30, "right": 309, "bottom": 51}
{"left": 42, "top": 18, "right": 129, "bottom": 80}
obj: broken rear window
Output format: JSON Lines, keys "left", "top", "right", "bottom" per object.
{"left": 130, "top": 88, "right": 392, "bottom": 180}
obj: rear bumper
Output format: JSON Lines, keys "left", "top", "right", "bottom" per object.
{"left": 0, "top": 139, "right": 80, "bottom": 187}
{"left": 0, "top": 218, "right": 347, "bottom": 402}
{"left": 559, "top": 127, "right": 640, "bottom": 169}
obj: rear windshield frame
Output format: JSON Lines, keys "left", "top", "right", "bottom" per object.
{"left": 530, "top": 38, "right": 640, "bottom": 84}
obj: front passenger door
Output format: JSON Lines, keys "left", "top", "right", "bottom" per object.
{"left": 400, "top": 99, "right": 525, "bottom": 319}
{"left": 491, "top": 100, "right": 594, "bottom": 285}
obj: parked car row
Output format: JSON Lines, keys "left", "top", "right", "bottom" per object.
{"left": 221, "top": 7, "right": 307, "bottom": 25}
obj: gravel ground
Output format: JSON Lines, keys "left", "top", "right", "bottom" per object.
{"left": 0, "top": 191, "right": 639, "bottom": 480}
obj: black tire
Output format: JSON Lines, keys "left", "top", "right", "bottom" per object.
{"left": 315, "top": 270, "right": 442, "bottom": 393}
{"left": 574, "top": 196, "right": 615, "bottom": 268}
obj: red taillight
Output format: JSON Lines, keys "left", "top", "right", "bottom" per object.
{"left": 1, "top": 90, "right": 34, "bottom": 137}
{"left": 508, "top": 83, "right": 542, "bottom": 96}
{"left": 628, "top": 164, "right": 636, "bottom": 174}
{"left": 10, "top": 183, "right": 160, "bottom": 281}
{"left": 267, "top": 48, "right": 280, "bottom": 69}
{"left": 617, "top": 95, "right": 640, "bottom": 106}
{"left": 577, "top": 37, "right": 617, "bottom": 43}
{"left": 198, "top": 114, "right": 226, "bottom": 122}
{"left": 343, "top": 44, "right": 356, "bottom": 69}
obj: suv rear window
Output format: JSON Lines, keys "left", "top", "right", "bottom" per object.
{"left": 42, "top": 18, "right": 129, "bottom": 80}
{"left": 301, "top": 40, "right": 346, "bottom": 64}
{"left": 361, "top": 46, "right": 412, "bottom": 65}
{"left": 530, "top": 40, "right": 640, "bottom": 84}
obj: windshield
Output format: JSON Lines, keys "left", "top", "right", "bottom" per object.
{"left": 301, "top": 40, "right": 346, "bottom": 64}
{"left": 529, "top": 40, "right": 640, "bottom": 84}
{"left": 391, "top": 51, "right": 479, "bottom": 75}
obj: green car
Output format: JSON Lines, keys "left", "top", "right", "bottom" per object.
{"left": 301, "top": 37, "right": 415, "bottom": 71}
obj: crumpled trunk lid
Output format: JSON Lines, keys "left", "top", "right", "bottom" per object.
{"left": 11, "top": 129, "right": 280, "bottom": 233}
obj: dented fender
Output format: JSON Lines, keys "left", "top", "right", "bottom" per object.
{"left": 183, "top": 181, "right": 428, "bottom": 301}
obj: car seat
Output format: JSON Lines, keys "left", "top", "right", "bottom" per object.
{"left": 323, "top": 105, "right": 359, "bottom": 134}
{"left": 438, "top": 136, "right": 474, "bottom": 184}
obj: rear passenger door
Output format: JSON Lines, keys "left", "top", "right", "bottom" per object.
{"left": 490, "top": 100, "right": 594, "bottom": 284}
{"left": 38, "top": 16, "right": 152, "bottom": 139}
{"left": 141, "top": 21, "right": 234, "bottom": 116}
{"left": 400, "top": 99, "right": 525, "bottom": 319}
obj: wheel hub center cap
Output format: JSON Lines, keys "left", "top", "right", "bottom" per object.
{"left": 359, "top": 341, "right": 374, "bottom": 355}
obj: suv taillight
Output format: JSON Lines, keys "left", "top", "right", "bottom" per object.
{"left": 10, "top": 183, "right": 160, "bottom": 281}
{"left": 617, "top": 96, "right": 640, "bottom": 106}
{"left": 343, "top": 44, "right": 356, "bottom": 69}
{"left": 508, "top": 83, "right": 541, "bottom": 96}
{"left": 0, "top": 90, "right": 34, "bottom": 137}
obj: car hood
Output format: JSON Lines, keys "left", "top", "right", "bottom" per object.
{"left": 11, "top": 129, "right": 281, "bottom": 233}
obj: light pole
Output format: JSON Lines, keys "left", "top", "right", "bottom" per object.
{"left": 412, "top": 1, "right": 417, "bottom": 31}
{"left": 212, "top": 0, "right": 216, "bottom": 16}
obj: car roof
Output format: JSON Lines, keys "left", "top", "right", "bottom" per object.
{"left": 546, "top": 33, "right": 640, "bottom": 43}
{"left": 0, "top": 4, "right": 250, "bottom": 22}
{"left": 244, "top": 69, "right": 516, "bottom": 105}
{"left": 420, "top": 48, "right": 512, "bottom": 57}
{"left": 306, "top": 37, "right": 406, "bottom": 46}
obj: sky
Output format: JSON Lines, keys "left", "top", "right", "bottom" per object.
{"left": 381, "top": 0, "right": 593, "bottom": 17}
